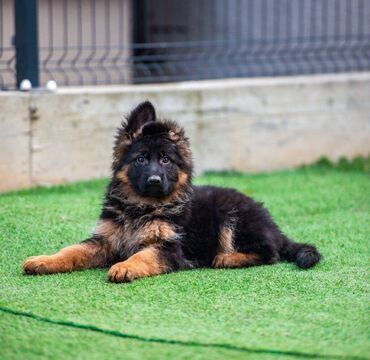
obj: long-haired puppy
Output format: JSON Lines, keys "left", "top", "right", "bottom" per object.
{"left": 23, "top": 101, "right": 321, "bottom": 282}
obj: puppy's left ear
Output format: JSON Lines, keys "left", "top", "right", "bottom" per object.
{"left": 112, "top": 101, "right": 156, "bottom": 169}
{"left": 126, "top": 101, "right": 156, "bottom": 137}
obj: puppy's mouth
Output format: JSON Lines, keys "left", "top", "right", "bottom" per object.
{"left": 142, "top": 184, "right": 168, "bottom": 198}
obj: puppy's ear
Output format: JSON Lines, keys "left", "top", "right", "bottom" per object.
{"left": 126, "top": 101, "right": 156, "bottom": 137}
{"left": 112, "top": 101, "right": 156, "bottom": 169}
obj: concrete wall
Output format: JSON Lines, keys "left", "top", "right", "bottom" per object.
{"left": 1, "top": 72, "right": 369, "bottom": 192}
{"left": 0, "top": 92, "right": 30, "bottom": 190}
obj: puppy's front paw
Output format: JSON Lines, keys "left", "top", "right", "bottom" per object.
{"left": 107, "top": 262, "right": 139, "bottom": 283}
{"left": 23, "top": 255, "right": 55, "bottom": 275}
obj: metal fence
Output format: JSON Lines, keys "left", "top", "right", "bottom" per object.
{"left": 1, "top": 0, "right": 370, "bottom": 90}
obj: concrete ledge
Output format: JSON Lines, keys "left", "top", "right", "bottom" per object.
{"left": 1, "top": 72, "right": 369, "bottom": 192}
{"left": 0, "top": 93, "right": 30, "bottom": 190}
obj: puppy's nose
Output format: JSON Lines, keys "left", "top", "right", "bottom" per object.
{"left": 147, "top": 175, "right": 161, "bottom": 185}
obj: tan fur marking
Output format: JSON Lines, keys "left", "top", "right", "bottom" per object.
{"left": 95, "top": 219, "right": 128, "bottom": 254}
{"left": 23, "top": 243, "right": 104, "bottom": 275}
{"left": 96, "top": 218, "right": 175, "bottom": 255}
{"left": 108, "top": 247, "right": 166, "bottom": 283}
{"left": 218, "top": 226, "right": 235, "bottom": 254}
{"left": 140, "top": 220, "right": 175, "bottom": 244}
{"left": 113, "top": 134, "right": 132, "bottom": 168}
{"left": 177, "top": 171, "right": 188, "bottom": 188}
{"left": 116, "top": 166, "right": 146, "bottom": 205}
{"left": 116, "top": 166, "right": 129, "bottom": 184}
{"left": 212, "top": 252, "right": 262, "bottom": 269}
{"left": 168, "top": 129, "right": 181, "bottom": 142}
{"left": 95, "top": 219, "right": 122, "bottom": 239}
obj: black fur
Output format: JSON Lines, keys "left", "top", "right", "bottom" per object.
{"left": 101, "top": 101, "right": 321, "bottom": 273}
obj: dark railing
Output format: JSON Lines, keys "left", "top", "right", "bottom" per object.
{"left": 1, "top": 0, "right": 370, "bottom": 90}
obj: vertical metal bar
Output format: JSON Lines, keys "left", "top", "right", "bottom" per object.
{"left": 234, "top": 0, "right": 241, "bottom": 77}
{"left": 334, "top": 0, "right": 341, "bottom": 72}
{"left": 43, "top": 0, "right": 54, "bottom": 81}
{"left": 14, "top": 0, "right": 39, "bottom": 88}
{"left": 247, "top": 0, "right": 254, "bottom": 40}
{"left": 147, "top": 0, "right": 151, "bottom": 43}
{"left": 100, "top": 0, "right": 111, "bottom": 83}
{"left": 322, "top": 0, "right": 328, "bottom": 40}
{"left": 85, "top": 0, "right": 97, "bottom": 85}
{"left": 311, "top": 0, "right": 316, "bottom": 39}
{"left": 334, "top": 0, "right": 340, "bottom": 38}
{"left": 261, "top": 0, "right": 268, "bottom": 76}
{"left": 246, "top": 0, "right": 255, "bottom": 76}
{"left": 132, "top": 0, "right": 147, "bottom": 83}
{"left": 0, "top": 0, "right": 4, "bottom": 88}
{"left": 346, "top": 0, "right": 352, "bottom": 36}
{"left": 198, "top": 0, "right": 203, "bottom": 41}
{"left": 285, "top": 0, "right": 293, "bottom": 75}
{"left": 261, "top": 0, "right": 266, "bottom": 37}
{"left": 132, "top": 0, "right": 147, "bottom": 44}
{"left": 56, "top": 0, "right": 69, "bottom": 85}
{"left": 358, "top": 0, "right": 363, "bottom": 40}
{"left": 322, "top": 0, "right": 329, "bottom": 73}
{"left": 271, "top": 0, "right": 280, "bottom": 76}
{"left": 116, "top": 0, "right": 125, "bottom": 83}
{"left": 222, "top": 0, "right": 227, "bottom": 43}
{"left": 71, "top": 0, "right": 83, "bottom": 85}
{"left": 273, "top": 0, "right": 279, "bottom": 40}
{"left": 137, "top": 0, "right": 146, "bottom": 45}
{"left": 155, "top": 0, "right": 166, "bottom": 79}
{"left": 298, "top": 0, "right": 305, "bottom": 74}
{"left": 309, "top": 0, "right": 316, "bottom": 73}
{"left": 345, "top": 0, "right": 352, "bottom": 71}
{"left": 299, "top": 0, "right": 305, "bottom": 40}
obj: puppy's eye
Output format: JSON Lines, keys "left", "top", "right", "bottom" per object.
{"left": 162, "top": 156, "right": 170, "bottom": 164}
{"left": 136, "top": 155, "right": 146, "bottom": 164}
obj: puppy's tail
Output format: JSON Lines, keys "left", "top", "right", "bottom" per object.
{"left": 279, "top": 236, "right": 321, "bottom": 269}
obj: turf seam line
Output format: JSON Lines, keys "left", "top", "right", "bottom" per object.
{"left": 0, "top": 306, "right": 365, "bottom": 360}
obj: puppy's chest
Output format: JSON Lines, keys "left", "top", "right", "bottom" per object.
{"left": 101, "top": 218, "right": 177, "bottom": 257}
{"left": 131, "top": 219, "right": 176, "bottom": 244}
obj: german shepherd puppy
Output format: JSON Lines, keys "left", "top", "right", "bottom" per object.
{"left": 23, "top": 101, "right": 321, "bottom": 282}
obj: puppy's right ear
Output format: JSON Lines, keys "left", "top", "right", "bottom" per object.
{"left": 112, "top": 101, "right": 156, "bottom": 169}
{"left": 126, "top": 101, "right": 156, "bottom": 137}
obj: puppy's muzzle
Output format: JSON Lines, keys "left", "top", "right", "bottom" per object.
{"left": 147, "top": 175, "right": 162, "bottom": 185}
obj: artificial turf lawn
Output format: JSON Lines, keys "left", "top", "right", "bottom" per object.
{"left": 0, "top": 159, "right": 369, "bottom": 359}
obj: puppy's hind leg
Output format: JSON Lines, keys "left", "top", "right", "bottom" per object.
{"left": 212, "top": 252, "right": 266, "bottom": 268}
{"left": 212, "top": 223, "right": 276, "bottom": 269}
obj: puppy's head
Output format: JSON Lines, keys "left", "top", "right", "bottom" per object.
{"left": 113, "top": 101, "right": 192, "bottom": 199}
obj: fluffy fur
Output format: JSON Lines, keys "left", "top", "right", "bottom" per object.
{"left": 23, "top": 101, "right": 321, "bottom": 282}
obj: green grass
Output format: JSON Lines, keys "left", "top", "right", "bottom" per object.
{"left": 0, "top": 158, "right": 369, "bottom": 360}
